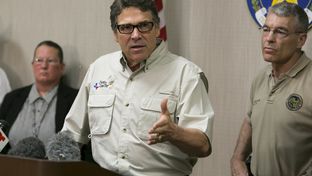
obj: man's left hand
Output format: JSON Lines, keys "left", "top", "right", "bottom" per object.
{"left": 148, "top": 98, "right": 177, "bottom": 144}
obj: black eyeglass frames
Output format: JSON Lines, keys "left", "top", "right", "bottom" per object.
{"left": 116, "top": 21, "right": 154, "bottom": 34}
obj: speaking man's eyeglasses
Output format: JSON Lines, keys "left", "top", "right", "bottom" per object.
{"left": 116, "top": 21, "right": 154, "bottom": 34}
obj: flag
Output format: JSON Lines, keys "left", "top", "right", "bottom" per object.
{"left": 154, "top": 0, "right": 167, "bottom": 41}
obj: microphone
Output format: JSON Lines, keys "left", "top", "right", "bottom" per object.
{"left": 0, "top": 120, "right": 9, "bottom": 152}
{"left": 0, "top": 120, "right": 9, "bottom": 134}
{"left": 7, "top": 136, "right": 46, "bottom": 159}
{"left": 46, "top": 131, "right": 81, "bottom": 161}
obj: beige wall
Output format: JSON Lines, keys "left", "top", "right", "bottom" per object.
{"left": 1, "top": 0, "right": 311, "bottom": 175}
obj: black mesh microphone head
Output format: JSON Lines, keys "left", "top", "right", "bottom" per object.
{"left": 0, "top": 120, "right": 9, "bottom": 134}
{"left": 46, "top": 131, "right": 81, "bottom": 161}
{"left": 8, "top": 136, "right": 46, "bottom": 159}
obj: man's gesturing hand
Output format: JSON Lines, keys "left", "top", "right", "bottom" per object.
{"left": 148, "top": 98, "right": 177, "bottom": 145}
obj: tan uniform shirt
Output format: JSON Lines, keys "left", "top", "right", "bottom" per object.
{"left": 62, "top": 41, "right": 214, "bottom": 176}
{"left": 248, "top": 53, "right": 312, "bottom": 176}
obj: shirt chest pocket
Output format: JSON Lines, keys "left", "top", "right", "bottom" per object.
{"left": 88, "top": 94, "right": 115, "bottom": 135}
{"left": 137, "top": 97, "right": 177, "bottom": 141}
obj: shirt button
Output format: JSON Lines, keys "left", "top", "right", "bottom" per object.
{"left": 122, "top": 128, "right": 127, "bottom": 132}
{"left": 125, "top": 103, "right": 129, "bottom": 107}
{"left": 121, "top": 155, "right": 126, "bottom": 159}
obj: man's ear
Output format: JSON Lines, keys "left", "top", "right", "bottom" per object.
{"left": 297, "top": 33, "right": 307, "bottom": 48}
{"left": 60, "top": 63, "right": 65, "bottom": 75}
{"left": 113, "top": 31, "right": 119, "bottom": 43}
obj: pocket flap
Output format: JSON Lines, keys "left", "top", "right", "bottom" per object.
{"left": 88, "top": 94, "right": 115, "bottom": 107}
{"left": 141, "top": 97, "right": 176, "bottom": 114}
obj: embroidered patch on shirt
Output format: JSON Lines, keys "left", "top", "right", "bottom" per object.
{"left": 93, "top": 80, "right": 114, "bottom": 90}
{"left": 286, "top": 93, "right": 303, "bottom": 111}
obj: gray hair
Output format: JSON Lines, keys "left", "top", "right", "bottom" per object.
{"left": 268, "top": 2, "right": 309, "bottom": 32}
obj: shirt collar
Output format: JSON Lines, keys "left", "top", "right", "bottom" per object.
{"left": 28, "top": 84, "right": 59, "bottom": 104}
{"left": 119, "top": 39, "right": 168, "bottom": 72}
{"left": 267, "top": 52, "right": 311, "bottom": 79}
{"left": 286, "top": 52, "right": 311, "bottom": 78}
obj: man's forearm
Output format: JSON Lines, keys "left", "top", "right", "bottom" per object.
{"left": 170, "top": 126, "right": 211, "bottom": 157}
{"left": 232, "top": 117, "right": 252, "bottom": 161}
{"left": 231, "top": 117, "right": 253, "bottom": 176}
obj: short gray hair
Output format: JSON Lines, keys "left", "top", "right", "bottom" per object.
{"left": 268, "top": 2, "right": 309, "bottom": 32}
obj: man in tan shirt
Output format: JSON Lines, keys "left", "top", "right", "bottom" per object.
{"left": 231, "top": 2, "right": 312, "bottom": 176}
